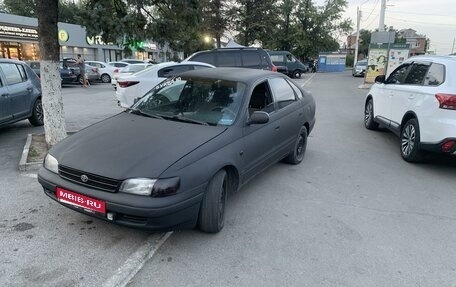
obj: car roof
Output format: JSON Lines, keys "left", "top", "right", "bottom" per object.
{"left": 0, "top": 58, "right": 26, "bottom": 64}
{"left": 178, "top": 67, "right": 281, "bottom": 84}
{"left": 405, "top": 55, "right": 456, "bottom": 64}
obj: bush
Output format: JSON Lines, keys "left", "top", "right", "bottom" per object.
{"left": 346, "top": 54, "right": 354, "bottom": 67}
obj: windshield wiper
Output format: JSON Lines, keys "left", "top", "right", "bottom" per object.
{"left": 159, "top": 114, "right": 209, "bottom": 126}
{"left": 128, "top": 108, "right": 163, "bottom": 119}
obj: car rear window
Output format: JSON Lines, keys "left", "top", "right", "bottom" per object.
{"left": 424, "top": 63, "right": 445, "bottom": 86}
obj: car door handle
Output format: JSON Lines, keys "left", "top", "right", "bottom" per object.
{"left": 275, "top": 126, "right": 280, "bottom": 130}
{"left": 408, "top": 95, "right": 415, "bottom": 99}
{"left": 27, "top": 87, "right": 33, "bottom": 92}
{"left": 1, "top": 93, "right": 8, "bottom": 97}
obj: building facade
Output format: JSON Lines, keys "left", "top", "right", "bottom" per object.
{"left": 397, "top": 29, "right": 427, "bottom": 56}
{"left": 0, "top": 12, "right": 182, "bottom": 62}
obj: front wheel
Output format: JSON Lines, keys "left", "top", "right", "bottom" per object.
{"left": 400, "top": 118, "right": 422, "bottom": 162}
{"left": 364, "top": 98, "right": 379, "bottom": 130}
{"left": 284, "top": 126, "right": 308, "bottom": 164}
{"left": 198, "top": 170, "right": 228, "bottom": 233}
{"left": 28, "top": 98, "right": 44, "bottom": 126}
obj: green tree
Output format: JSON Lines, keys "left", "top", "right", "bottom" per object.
{"left": 358, "top": 29, "right": 371, "bottom": 57}
{"left": 292, "top": 0, "right": 352, "bottom": 58}
{"left": 3, "top": 0, "right": 37, "bottom": 17}
{"left": 201, "top": 0, "right": 229, "bottom": 48}
{"left": 149, "top": 0, "right": 204, "bottom": 57}
{"left": 229, "top": 0, "right": 277, "bottom": 46}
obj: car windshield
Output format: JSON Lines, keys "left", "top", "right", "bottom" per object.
{"left": 131, "top": 76, "right": 246, "bottom": 126}
{"left": 357, "top": 61, "right": 367, "bottom": 67}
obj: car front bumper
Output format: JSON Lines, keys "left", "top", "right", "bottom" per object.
{"left": 38, "top": 167, "right": 205, "bottom": 230}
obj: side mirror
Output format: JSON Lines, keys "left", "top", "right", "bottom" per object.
{"left": 247, "top": 111, "right": 269, "bottom": 125}
{"left": 375, "top": 75, "right": 386, "bottom": 83}
{"left": 133, "top": 97, "right": 140, "bottom": 104}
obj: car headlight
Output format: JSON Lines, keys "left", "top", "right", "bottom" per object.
{"left": 44, "top": 153, "right": 59, "bottom": 174}
{"left": 119, "top": 177, "right": 180, "bottom": 197}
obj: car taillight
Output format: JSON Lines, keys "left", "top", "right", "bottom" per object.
{"left": 92, "top": 67, "right": 98, "bottom": 73}
{"left": 435, "top": 93, "right": 456, "bottom": 110}
{"left": 441, "top": 139, "right": 456, "bottom": 152}
{"left": 272, "top": 65, "right": 278, "bottom": 72}
{"left": 118, "top": 81, "right": 139, "bottom": 88}
{"left": 114, "top": 68, "right": 119, "bottom": 73}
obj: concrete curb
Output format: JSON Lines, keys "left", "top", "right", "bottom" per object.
{"left": 19, "top": 133, "right": 43, "bottom": 172}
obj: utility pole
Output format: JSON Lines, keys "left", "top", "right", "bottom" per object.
{"left": 354, "top": 7, "right": 361, "bottom": 65}
{"left": 452, "top": 37, "right": 455, "bottom": 54}
{"left": 379, "top": 0, "right": 386, "bottom": 31}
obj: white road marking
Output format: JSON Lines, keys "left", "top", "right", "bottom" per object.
{"left": 102, "top": 231, "right": 173, "bottom": 287}
{"left": 301, "top": 73, "right": 316, "bottom": 87}
{"left": 22, "top": 173, "right": 38, "bottom": 179}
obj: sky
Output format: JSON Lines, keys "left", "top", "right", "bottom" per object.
{"left": 316, "top": 0, "right": 456, "bottom": 55}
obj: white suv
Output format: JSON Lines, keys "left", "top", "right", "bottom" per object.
{"left": 364, "top": 56, "right": 456, "bottom": 162}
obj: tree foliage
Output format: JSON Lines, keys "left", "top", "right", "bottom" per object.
{"left": 3, "top": 0, "right": 353, "bottom": 58}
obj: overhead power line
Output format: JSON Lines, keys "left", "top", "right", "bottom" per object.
{"left": 386, "top": 16, "right": 456, "bottom": 27}
{"left": 361, "top": 0, "right": 380, "bottom": 23}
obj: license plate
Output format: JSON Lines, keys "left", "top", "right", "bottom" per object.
{"left": 56, "top": 187, "right": 106, "bottom": 214}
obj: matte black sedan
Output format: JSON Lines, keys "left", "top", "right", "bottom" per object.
{"left": 38, "top": 68, "right": 316, "bottom": 233}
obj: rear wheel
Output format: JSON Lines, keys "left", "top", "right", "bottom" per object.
{"left": 293, "top": 70, "right": 302, "bottom": 79}
{"left": 284, "top": 126, "right": 308, "bottom": 164}
{"left": 400, "top": 118, "right": 422, "bottom": 162}
{"left": 198, "top": 170, "right": 227, "bottom": 233}
{"left": 28, "top": 98, "right": 44, "bottom": 126}
{"left": 101, "top": 73, "right": 111, "bottom": 83}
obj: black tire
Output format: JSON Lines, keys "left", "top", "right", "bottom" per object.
{"left": 293, "top": 70, "right": 302, "bottom": 79}
{"left": 101, "top": 73, "right": 111, "bottom": 83}
{"left": 364, "top": 98, "right": 379, "bottom": 130}
{"left": 400, "top": 118, "right": 422, "bottom": 162}
{"left": 198, "top": 170, "right": 228, "bottom": 233}
{"left": 284, "top": 126, "right": 308, "bottom": 164}
{"left": 28, "top": 98, "right": 44, "bottom": 126}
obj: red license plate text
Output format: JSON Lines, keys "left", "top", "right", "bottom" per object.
{"left": 56, "top": 187, "right": 106, "bottom": 214}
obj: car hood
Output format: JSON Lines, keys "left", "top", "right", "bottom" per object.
{"left": 50, "top": 112, "right": 227, "bottom": 179}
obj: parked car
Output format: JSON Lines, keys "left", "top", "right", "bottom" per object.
{"left": 364, "top": 55, "right": 456, "bottom": 162}
{"left": 85, "top": 60, "right": 117, "bottom": 83}
{"left": 268, "top": 51, "right": 309, "bottom": 78}
{"left": 62, "top": 59, "right": 100, "bottom": 83}
{"left": 108, "top": 61, "right": 130, "bottom": 68}
{"left": 120, "top": 59, "right": 149, "bottom": 64}
{"left": 26, "top": 61, "right": 77, "bottom": 84}
{"left": 0, "top": 58, "right": 43, "bottom": 127}
{"left": 353, "top": 59, "right": 368, "bottom": 77}
{"left": 185, "top": 47, "right": 277, "bottom": 71}
{"left": 116, "top": 61, "right": 215, "bottom": 108}
{"left": 37, "top": 67, "right": 316, "bottom": 233}
{"left": 111, "top": 63, "right": 152, "bottom": 89}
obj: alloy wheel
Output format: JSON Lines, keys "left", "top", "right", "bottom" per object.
{"left": 401, "top": 124, "right": 416, "bottom": 156}
{"left": 36, "top": 101, "right": 44, "bottom": 122}
{"left": 364, "top": 101, "right": 373, "bottom": 126}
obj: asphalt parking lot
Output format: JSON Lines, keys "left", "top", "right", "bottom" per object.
{"left": 1, "top": 74, "right": 455, "bottom": 287}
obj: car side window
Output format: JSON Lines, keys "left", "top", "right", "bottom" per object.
{"left": 386, "top": 63, "right": 411, "bottom": 84}
{"left": 242, "top": 51, "right": 261, "bottom": 67}
{"left": 424, "top": 63, "right": 445, "bottom": 86}
{"left": 158, "top": 65, "right": 192, "bottom": 78}
{"left": 268, "top": 77, "right": 297, "bottom": 109}
{"left": 248, "top": 81, "right": 274, "bottom": 115}
{"left": 270, "top": 55, "right": 283, "bottom": 63}
{"left": 404, "top": 63, "right": 429, "bottom": 85}
{"left": 191, "top": 53, "right": 216, "bottom": 65}
{"left": 286, "top": 54, "right": 295, "bottom": 63}
{"left": 17, "top": 64, "right": 28, "bottom": 81}
{"left": 0, "top": 63, "right": 25, "bottom": 85}
{"left": 217, "top": 52, "right": 241, "bottom": 67}
{"left": 286, "top": 79, "right": 303, "bottom": 99}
